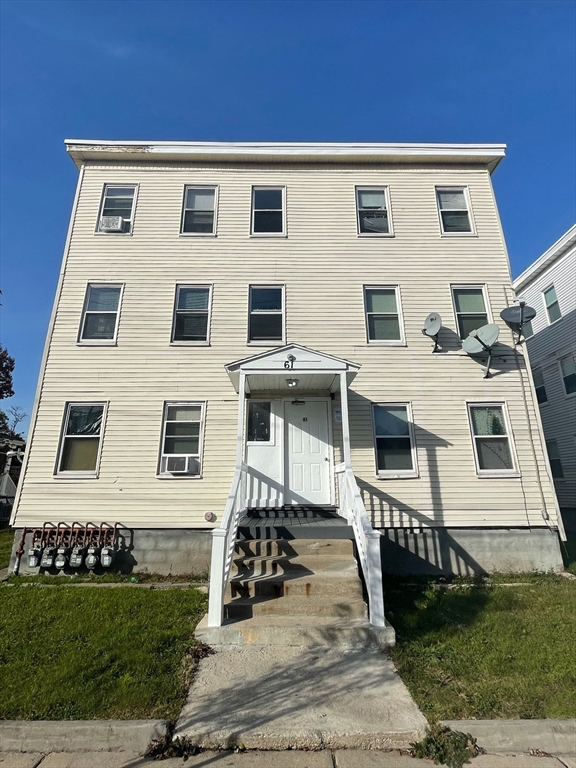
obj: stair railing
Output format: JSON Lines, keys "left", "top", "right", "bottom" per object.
{"left": 335, "top": 464, "right": 386, "bottom": 627}
{"left": 207, "top": 462, "right": 248, "bottom": 627}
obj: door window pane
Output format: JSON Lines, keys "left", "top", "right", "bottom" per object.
{"left": 247, "top": 402, "right": 272, "bottom": 442}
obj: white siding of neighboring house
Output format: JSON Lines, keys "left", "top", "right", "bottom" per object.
{"left": 12, "top": 160, "right": 559, "bottom": 533}
{"left": 514, "top": 232, "right": 576, "bottom": 510}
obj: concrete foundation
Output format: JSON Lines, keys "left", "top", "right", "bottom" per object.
{"left": 9, "top": 528, "right": 212, "bottom": 577}
{"left": 381, "top": 527, "right": 564, "bottom": 575}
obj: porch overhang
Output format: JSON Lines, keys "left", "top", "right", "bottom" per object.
{"left": 225, "top": 344, "right": 360, "bottom": 394}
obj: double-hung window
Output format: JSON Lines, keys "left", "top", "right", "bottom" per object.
{"left": 57, "top": 403, "right": 106, "bottom": 476}
{"left": 172, "top": 285, "right": 212, "bottom": 343}
{"left": 251, "top": 187, "right": 285, "bottom": 235}
{"left": 452, "top": 286, "right": 489, "bottom": 339}
{"left": 546, "top": 440, "right": 564, "bottom": 479}
{"left": 97, "top": 185, "right": 136, "bottom": 233}
{"left": 372, "top": 404, "right": 416, "bottom": 477}
{"left": 356, "top": 188, "right": 392, "bottom": 235}
{"left": 159, "top": 402, "right": 205, "bottom": 477}
{"left": 181, "top": 186, "right": 217, "bottom": 234}
{"left": 248, "top": 286, "right": 284, "bottom": 343}
{"left": 560, "top": 354, "right": 576, "bottom": 395}
{"left": 79, "top": 284, "right": 123, "bottom": 343}
{"left": 364, "top": 286, "right": 404, "bottom": 343}
{"left": 436, "top": 188, "right": 473, "bottom": 234}
{"left": 532, "top": 368, "right": 548, "bottom": 405}
{"left": 468, "top": 404, "right": 516, "bottom": 475}
{"left": 544, "top": 285, "right": 562, "bottom": 323}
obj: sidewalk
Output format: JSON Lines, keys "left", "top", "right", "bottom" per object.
{"left": 1, "top": 750, "right": 575, "bottom": 767}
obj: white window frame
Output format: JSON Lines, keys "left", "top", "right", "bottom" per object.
{"left": 170, "top": 284, "right": 213, "bottom": 346}
{"left": 558, "top": 353, "right": 576, "bottom": 397}
{"left": 372, "top": 402, "right": 418, "bottom": 479}
{"left": 466, "top": 401, "right": 519, "bottom": 478}
{"left": 95, "top": 184, "right": 138, "bottom": 235}
{"left": 247, "top": 284, "right": 286, "bottom": 346}
{"left": 436, "top": 186, "right": 476, "bottom": 236}
{"left": 250, "top": 186, "right": 286, "bottom": 237}
{"left": 55, "top": 401, "right": 107, "bottom": 479}
{"left": 355, "top": 186, "right": 394, "bottom": 237}
{"left": 451, "top": 284, "right": 491, "bottom": 340}
{"left": 157, "top": 401, "right": 206, "bottom": 479}
{"left": 542, "top": 284, "right": 562, "bottom": 325}
{"left": 78, "top": 283, "right": 124, "bottom": 346}
{"left": 246, "top": 400, "right": 276, "bottom": 446}
{"left": 363, "top": 285, "right": 405, "bottom": 345}
{"left": 180, "top": 185, "right": 218, "bottom": 237}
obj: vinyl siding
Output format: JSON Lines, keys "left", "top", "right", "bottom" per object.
{"left": 13, "top": 161, "right": 559, "bottom": 530}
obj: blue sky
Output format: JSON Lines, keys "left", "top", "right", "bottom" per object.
{"left": 0, "top": 0, "right": 575, "bottom": 432}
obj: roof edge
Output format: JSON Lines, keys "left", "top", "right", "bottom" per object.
{"left": 64, "top": 139, "right": 506, "bottom": 173}
{"left": 513, "top": 224, "right": 576, "bottom": 293}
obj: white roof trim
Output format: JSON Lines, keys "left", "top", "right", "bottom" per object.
{"left": 226, "top": 343, "right": 360, "bottom": 372}
{"left": 65, "top": 139, "right": 506, "bottom": 172}
{"left": 513, "top": 224, "right": 576, "bottom": 293}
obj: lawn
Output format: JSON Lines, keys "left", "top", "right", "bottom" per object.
{"left": 0, "top": 584, "right": 207, "bottom": 720}
{"left": 0, "top": 528, "right": 14, "bottom": 569}
{"left": 386, "top": 574, "right": 576, "bottom": 721}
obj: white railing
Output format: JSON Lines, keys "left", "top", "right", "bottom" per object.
{"left": 335, "top": 463, "right": 386, "bottom": 627}
{"left": 207, "top": 462, "right": 248, "bottom": 626}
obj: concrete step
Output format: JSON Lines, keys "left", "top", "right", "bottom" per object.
{"left": 225, "top": 595, "right": 368, "bottom": 619}
{"left": 231, "top": 553, "right": 359, "bottom": 575}
{"left": 195, "top": 614, "right": 395, "bottom": 648}
{"left": 227, "top": 570, "right": 364, "bottom": 600}
{"left": 235, "top": 538, "right": 354, "bottom": 557}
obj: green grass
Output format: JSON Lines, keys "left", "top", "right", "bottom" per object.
{"left": 0, "top": 528, "right": 15, "bottom": 569}
{"left": 386, "top": 574, "right": 576, "bottom": 721}
{"left": 0, "top": 584, "right": 207, "bottom": 720}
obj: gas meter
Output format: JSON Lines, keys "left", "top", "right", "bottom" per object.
{"left": 100, "top": 546, "right": 116, "bottom": 568}
{"left": 54, "top": 547, "right": 70, "bottom": 570}
{"left": 69, "top": 547, "right": 86, "bottom": 568}
{"left": 27, "top": 547, "right": 42, "bottom": 568}
{"left": 85, "top": 547, "right": 100, "bottom": 569}
{"left": 40, "top": 546, "right": 56, "bottom": 569}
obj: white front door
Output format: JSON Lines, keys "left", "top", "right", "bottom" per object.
{"left": 284, "top": 400, "right": 331, "bottom": 505}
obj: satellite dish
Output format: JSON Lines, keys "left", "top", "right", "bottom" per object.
{"left": 500, "top": 301, "right": 536, "bottom": 344}
{"left": 462, "top": 324, "right": 500, "bottom": 378}
{"left": 422, "top": 313, "right": 442, "bottom": 352}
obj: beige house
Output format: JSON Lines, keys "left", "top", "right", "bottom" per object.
{"left": 10, "top": 141, "right": 565, "bottom": 632}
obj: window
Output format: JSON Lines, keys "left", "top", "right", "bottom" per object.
{"left": 364, "top": 287, "right": 403, "bottom": 343}
{"left": 560, "top": 354, "right": 576, "bottom": 395}
{"left": 172, "top": 286, "right": 211, "bottom": 343}
{"left": 247, "top": 401, "right": 272, "bottom": 442}
{"left": 181, "top": 187, "right": 217, "bottom": 234}
{"left": 356, "top": 188, "right": 391, "bottom": 235}
{"left": 251, "top": 187, "right": 285, "bottom": 235}
{"left": 522, "top": 319, "right": 534, "bottom": 338}
{"left": 97, "top": 185, "right": 136, "bottom": 233}
{"left": 546, "top": 440, "right": 564, "bottom": 479}
{"left": 79, "top": 284, "right": 122, "bottom": 343}
{"left": 436, "top": 188, "right": 473, "bottom": 234}
{"left": 159, "top": 403, "right": 204, "bottom": 476}
{"left": 452, "top": 286, "right": 489, "bottom": 339}
{"left": 57, "top": 403, "right": 105, "bottom": 475}
{"left": 372, "top": 404, "right": 416, "bottom": 477}
{"left": 248, "top": 286, "right": 284, "bottom": 343}
{"left": 532, "top": 368, "right": 547, "bottom": 405}
{"left": 544, "top": 285, "right": 561, "bottom": 323}
{"left": 468, "top": 404, "right": 515, "bottom": 475}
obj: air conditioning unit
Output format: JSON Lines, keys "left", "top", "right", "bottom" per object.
{"left": 164, "top": 456, "right": 191, "bottom": 474}
{"left": 99, "top": 216, "right": 124, "bottom": 232}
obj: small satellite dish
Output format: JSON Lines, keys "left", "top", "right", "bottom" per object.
{"left": 500, "top": 301, "right": 536, "bottom": 344}
{"left": 422, "top": 313, "right": 442, "bottom": 352}
{"left": 462, "top": 323, "right": 500, "bottom": 378}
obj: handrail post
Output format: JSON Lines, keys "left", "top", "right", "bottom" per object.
{"left": 207, "top": 528, "right": 227, "bottom": 627}
{"left": 366, "top": 530, "right": 385, "bottom": 627}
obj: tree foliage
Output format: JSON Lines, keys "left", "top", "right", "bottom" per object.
{"left": 0, "top": 346, "right": 15, "bottom": 401}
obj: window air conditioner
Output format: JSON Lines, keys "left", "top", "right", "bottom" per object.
{"left": 99, "top": 216, "right": 125, "bottom": 232}
{"left": 165, "top": 456, "right": 191, "bottom": 474}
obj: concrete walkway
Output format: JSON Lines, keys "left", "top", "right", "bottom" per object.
{"left": 1, "top": 751, "right": 575, "bottom": 767}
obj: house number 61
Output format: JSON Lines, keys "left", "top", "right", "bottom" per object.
{"left": 284, "top": 359, "right": 294, "bottom": 369}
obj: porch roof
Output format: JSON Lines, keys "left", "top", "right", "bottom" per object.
{"left": 225, "top": 344, "right": 360, "bottom": 393}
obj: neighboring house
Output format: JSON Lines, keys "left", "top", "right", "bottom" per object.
{"left": 10, "top": 141, "right": 565, "bottom": 626}
{"left": 513, "top": 225, "right": 576, "bottom": 523}
{"left": 0, "top": 434, "right": 25, "bottom": 523}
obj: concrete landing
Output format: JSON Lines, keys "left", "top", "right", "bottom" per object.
{"left": 174, "top": 645, "right": 428, "bottom": 750}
